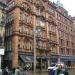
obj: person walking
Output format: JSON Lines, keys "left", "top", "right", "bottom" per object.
{"left": 48, "top": 63, "right": 69, "bottom": 75}
{"left": 56, "top": 63, "right": 69, "bottom": 75}
{"left": 15, "top": 67, "right": 20, "bottom": 75}
{"left": 12, "top": 68, "right": 15, "bottom": 75}
{"left": 2, "top": 67, "right": 9, "bottom": 75}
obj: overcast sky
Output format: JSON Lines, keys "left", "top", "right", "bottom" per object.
{"left": 50, "top": 0, "right": 75, "bottom": 17}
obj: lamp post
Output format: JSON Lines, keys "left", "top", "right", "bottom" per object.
{"left": 33, "top": 25, "right": 36, "bottom": 73}
{"left": 58, "top": 54, "right": 61, "bottom": 63}
{"left": 33, "top": 25, "right": 42, "bottom": 73}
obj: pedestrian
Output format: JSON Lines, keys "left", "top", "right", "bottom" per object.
{"left": 12, "top": 68, "right": 15, "bottom": 75}
{"left": 15, "top": 67, "right": 20, "bottom": 75}
{"left": 2, "top": 67, "right": 9, "bottom": 75}
{"left": 56, "top": 63, "right": 69, "bottom": 75}
{"left": 48, "top": 64, "right": 58, "bottom": 75}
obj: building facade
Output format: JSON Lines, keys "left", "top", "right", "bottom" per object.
{"left": 0, "top": 1, "right": 6, "bottom": 68}
{"left": 55, "top": 6, "right": 75, "bottom": 66}
{"left": 4, "top": 0, "right": 75, "bottom": 71}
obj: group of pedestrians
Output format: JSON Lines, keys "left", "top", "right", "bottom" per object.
{"left": 2, "top": 66, "right": 27, "bottom": 75}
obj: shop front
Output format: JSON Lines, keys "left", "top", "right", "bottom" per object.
{"left": 61, "top": 55, "right": 75, "bottom": 66}
{"left": 19, "top": 53, "right": 34, "bottom": 71}
{"left": 36, "top": 57, "right": 48, "bottom": 71}
{"left": 19, "top": 54, "right": 48, "bottom": 72}
{"left": 50, "top": 55, "right": 58, "bottom": 64}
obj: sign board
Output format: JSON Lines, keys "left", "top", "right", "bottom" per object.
{"left": 0, "top": 49, "right": 4, "bottom": 55}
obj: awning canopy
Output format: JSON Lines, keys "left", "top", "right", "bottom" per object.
{"left": 60, "top": 55, "right": 75, "bottom": 61}
{"left": 20, "top": 55, "right": 34, "bottom": 63}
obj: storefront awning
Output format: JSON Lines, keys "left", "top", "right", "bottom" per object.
{"left": 20, "top": 55, "right": 34, "bottom": 63}
{"left": 61, "top": 56, "right": 75, "bottom": 61}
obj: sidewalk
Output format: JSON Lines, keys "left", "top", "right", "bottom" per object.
{"left": 27, "top": 71, "right": 48, "bottom": 75}
{"left": 8, "top": 69, "right": 75, "bottom": 75}
{"left": 27, "top": 70, "right": 75, "bottom": 75}
{"left": 68, "top": 70, "right": 75, "bottom": 75}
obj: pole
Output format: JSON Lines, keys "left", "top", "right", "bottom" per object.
{"left": 48, "top": 58, "right": 50, "bottom": 67}
{"left": 58, "top": 54, "right": 61, "bottom": 63}
{"left": 0, "top": 55, "right": 2, "bottom": 75}
{"left": 33, "top": 27, "right": 36, "bottom": 73}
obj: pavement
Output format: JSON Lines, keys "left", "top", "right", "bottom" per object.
{"left": 27, "top": 70, "right": 75, "bottom": 75}
{"left": 27, "top": 71, "right": 48, "bottom": 75}
{"left": 1, "top": 69, "right": 75, "bottom": 75}
{"left": 68, "top": 69, "right": 75, "bottom": 75}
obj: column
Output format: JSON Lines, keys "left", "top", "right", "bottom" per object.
{"left": 56, "top": 26, "right": 60, "bottom": 62}
{"left": 46, "top": 12, "right": 51, "bottom": 67}
{"left": 12, "top": 8, "right": 20, "bottom": 68}
{"left": 33, "top": 14, "right": 36, "bottom": 72}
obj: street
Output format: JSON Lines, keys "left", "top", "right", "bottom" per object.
{"left": 1, "top": 70, "right": 75, "bottom": 75}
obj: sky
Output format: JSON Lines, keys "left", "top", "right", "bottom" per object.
{"left": 50, "top": 0, "right": 75, "bottom": 17}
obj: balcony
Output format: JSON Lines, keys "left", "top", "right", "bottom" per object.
{"left": 35, "top": 10, "right": 46, "bottom": 19}
{"left": 6, "top": 0, "right": 33, "bottom": 13}
{"left": 35, "top": 31, "right": 47, "bottom": 41}
{"left": 48, "top": 26, "right": 56, "bottom": 35}
{"left": 47, "top": 44, "right": 57, "bottom": 54}
{"left": 36, "top": 25, "right": 46, "bottom": 32}
{"left": 19, "top": 13, "right": 33, "bottom": 27}
{"left": 47, "top": 6, "right": 55, "bottom": 16}
{"left": 19, "top": 19, "right": 33, "bottom": 28}
{"left": 36, "top": 19, "right": 46, "bottom": 31}
{"left": 17, "top": 29, "right": 33, "bottom": 39}
{"left": 36, "top": 45, "right": 47, "bottom": 51}
{"left": 18, "top": 2, "right": 32, "bottom": 13}
{"left": 47, "top": 18, "right": 56, "bottom": 26}
{"left": 36, "top": 36, "right": 47, "bottom": 42}
{"left": 48, "top": 37, "right": 57, "bottom": 45}
{"left": 50, "top": 41, "right": 57, "bottom": 46}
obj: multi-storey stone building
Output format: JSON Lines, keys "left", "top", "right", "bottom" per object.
{"left": 4, "top": 0, "right": 75, "bottom": 71}
{"left": 0, "top": 1, "right": 6, "bottom": 68}
{"left": 55, "top": 6, "right": 75, "bottom": 66}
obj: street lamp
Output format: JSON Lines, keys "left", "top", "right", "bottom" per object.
{"left": 33, "top": 25, "right": 36, "bottom": 73}
{"left": 33, "top": 25, "right": 41, "bottom": 73}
